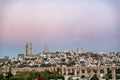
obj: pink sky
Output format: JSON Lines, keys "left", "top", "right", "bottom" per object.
{"left": 0, "top": 0, "right": 120, "bottom": 57}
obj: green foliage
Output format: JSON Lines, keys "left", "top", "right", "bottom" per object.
{"left": 5, "top": 72, "right": 13, "bottom": 79}
{"left": 116, "top": 69, "right": 120, "bottom": 79}
{"left": 93, "top": 69, "right": 97, "bottom": 73}
{"left": 100, "top": 69, "right": 104, "bottom": 73}
{"left": 76, "top": 78, "right": 79, "bottom": 80}
{"left": 40, "top": 70, "right": 64, "bottom": 80}
{"left": 107, "top": 68, "right": 111, "bottom": 74}
{"left": 81, "top": 75, "right": 85, "bottom": 78}
{"left": 0, "top": 70, "right": 64, "bottom": 80}
{"left": 0, "top": 73, "right": 4, "bottom": 80}
{"left": 103, "top": 74, "right": 109, "bottom": 80}
{"left": 116, "top": 69, "right": 120, "bottom": 74}
{"left": 82, "top": 69, "right": 84, "bottom": 73}
{"left": 68, "top": 76, "right": 73, "bottom": 80}
{"left": 68, "top": 72, "right": 74, "bottom": 75}
{"left": 90, "top": 74, "right": 99, "bottom": 80}
{"left": 103, "top": 73, "right": 112, "bottom": 80}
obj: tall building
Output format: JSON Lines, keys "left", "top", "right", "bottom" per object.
{"left": 44, "top": 44, "right": 48, "bottom": 53}
{"left": 26, "top": 42, "right": 32, "bottom": 56}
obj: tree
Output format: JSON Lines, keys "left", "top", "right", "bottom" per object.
{"left": 103, "top": 73, "right": 112, "bottom": 80}
{"left": 103, "top": 74, "right": 109, "bottom": 80}
{"left": 116, "top": 68, "right": 120, "bottom": 74}
{"left": 81, "top": 75, "right": 85, "bottom": 78}
{"left": 90, "top": 74, "right": 99, "bottom": 80}
{"left": 57, "top": 67, "right": 61, "bottom": 75}
{"left": 107, "top": 68, "right": 111, "bottom": 74}
{"left": 5, "top": 72, "right": 13, "bottom": 79}
{"left": 76, "top": 78, "right": 79, "bottom": 80}
{"left": 68, "top": 76, "right": 73, "bottom": 80}
{"left": 0, "top": 73, "right": 4, "bottom": 80}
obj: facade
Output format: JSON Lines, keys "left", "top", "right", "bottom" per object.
{"left": 77, "top": 48, "right": 84, "bottom": 54}
{"left": 26, "top": 42, "right": 32, "bottom": 56}
{"left": 18, "top": 54, "right": 24, "bottom": 61}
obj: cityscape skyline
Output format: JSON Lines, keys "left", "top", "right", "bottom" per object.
{"left": 0, "top": 0, "right": 120, "bottom": 57}
{"left": 0, "top": 42, "right": 119, "bottom": 58}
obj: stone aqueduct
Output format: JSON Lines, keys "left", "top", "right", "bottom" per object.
{"left": 9, "top": 66, "right": 120, "bottom": 79}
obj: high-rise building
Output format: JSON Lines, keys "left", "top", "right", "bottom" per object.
{"left": 44, "top": 44, "right": 48, "bottom": 53}
{"left": 26, "top": 42, "right": 32, "bottom": 56}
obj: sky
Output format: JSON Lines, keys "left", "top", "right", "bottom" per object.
{"left": 0, "top": 0, "right": 120, "bottom": 57}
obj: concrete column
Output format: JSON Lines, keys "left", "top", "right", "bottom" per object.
{"left": 66, "top": 68, "right": 68, "bottom": 75}
{"left": 111, "top": 67, "right": 116, "bottom": 80}
{"left": 68, "top": 68, "right": 70, "bottom": 74}
{"left": 70, "top": 68, "right": 72, "bottom": 73}
{"left": 74, "top": 67, "right": 77, "bottom": 76}
{"left": 62, "top": 67, "right": 64, "bottom": 75}
{"left": 104, "top": 67, "right": 107, "bottom": 75}
{"left": 79, "top": 67, "right": 82, "bottom": 77}
{"left": 97, "top": 66, "right": 100, "bottom": 78}
{"left": 84, "top": 66, "right": 88, "bottom": 77}
{"left": 90, "top": 67, "right": 94, "bottom": 78}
